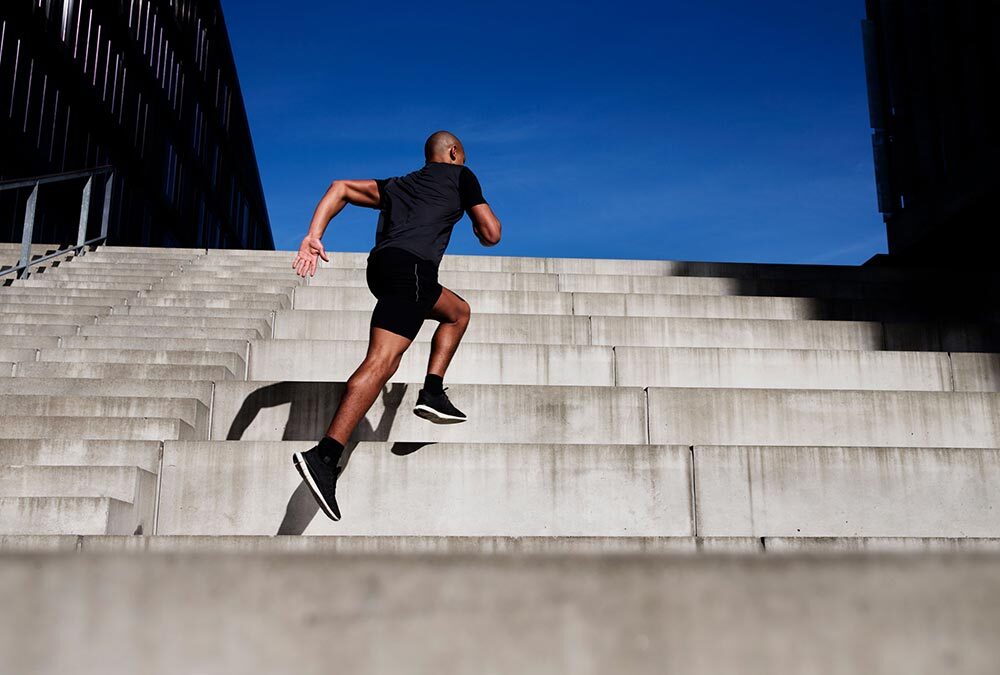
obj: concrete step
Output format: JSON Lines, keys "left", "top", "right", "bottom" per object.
{"left": 694, "top": 445, "right": 1000, "bottom": 537}
{"left": 0, "top": 363, "right": 12, "bottom": 376}
{"left": 77, "top": 324, "right": 262, "bottom": 340}
{"left": 274, "top": 309, "right": 914, "bottom": 350}
{"left": 66, "top": 534, "right": 763, "bottom": 554}
{"left": 13, "top": 361, "right": 238, "bottom": 381}
{"left": 159, "top": 441, "right": 692, "bottom": 536}
{"left": 647, "top": 387, "right": 1000, "bottom": 447}
{"left": 0, "top": 439, "right": 161, "bottom": 472}
{"left": 10, "top": 280, "right": 155, "bottom": 291}
{"left": 212, "top": 381, "right": 647, "bottom": 444}
{"left": 291, "top": 286, "right": 1000, "bottom": 322}
{"left": 95, "top": 315, "right": 269, "bottom": 333}
{"left": 0, "top": 303, "right": 113, "bottom": 316}
{"left": 0, "top": 287, "right": 138, "bottom": 300}
{"left": 0, "top": 416, "right": 197, "bottom": 441}
{"left": 0, "top": 395, "right": 208, "bottom": 434}
{"left": 0, "top": 497, "right": 140, "bottom": 535}
{"left": 247, "top": 339, "right": 979, "bottom": 391}
{"left": 312, "top": 267, "right": 560, "bottom": 291}
{"left": 7, "top": 534, "right": 1000, "bottom": 554}
{"left": 0, "top": 312, "right": 96, "bottom": 326}
{"left": 157, "top": 440, "right": 1000, "bottom": 538}
{"left": 0, "top": 334, "right": 63, "bottom": 348}
{"left": 0, "top": 348, "right": 38, "bottom": 363}
{"left": 111, "top": 305, "right": 275, "bottom": 322}
{"left": 213, "top": 381, "right": 1000, "bottom": 447}
{"left": 60, "top": 335, "right": 249, "bottom": 353}
{"left": 0, "top": 330, "right": 67, "bottom": 343}
{"left": 0, "top": 465, "right": 155, "bottom": 505}
{"left": 0, "top": 294, "right": 122, "bottom": 308}
{"left": 38, "top": 348, "right": 243, "bottom": 376}
{"left": 0, "top": 377, "right": 213, "bottom": 404}
{"left": 140, "top": 288, "right": 294, "bottom": 304}
{"left": 2, "top": 552, "right": 998, "bottom": 674}
{"left": 129, "top": 297, "right": 287, "bottom": 311}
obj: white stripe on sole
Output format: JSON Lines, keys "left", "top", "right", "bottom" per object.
{"left": 292, "top": 452, "right": 340, "bottom": 521}
{"left": 413, "top": 404, "right": 467, "bottom": 424}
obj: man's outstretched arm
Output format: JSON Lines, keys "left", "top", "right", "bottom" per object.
{"left": 468, "top": 203, "right": 502, "bottom": 247}
{"left": 293, "top": 179, "right": 382, "bottom": 277}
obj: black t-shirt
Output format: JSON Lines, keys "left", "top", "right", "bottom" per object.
{"left": 369, "top": 162, "right": 487, "bottom": 267}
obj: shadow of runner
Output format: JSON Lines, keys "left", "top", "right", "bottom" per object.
{"left": 222, "top": 381, "right": 410, "bottom": 534}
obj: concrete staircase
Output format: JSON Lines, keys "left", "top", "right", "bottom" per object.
{"left": 2, "top": 244, "right": 1000, "bottom": 672}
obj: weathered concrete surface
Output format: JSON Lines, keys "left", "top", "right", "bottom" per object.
{"left": 0, "top": 497, "right": 138, "bottom": 535}
{"left": 73, "top": 534, "right": 763, "bottom": 554}
{"left": 0, "top": 377, "right": 213, "bottom": 403}
{"left": 3, "top": 552, "right": 1000, "bottom": 675}
{"left": 38, "top": 347, "right": 244, "bottom": 376}
{"left": 14, "top": 361, "right": 237, "bottom": 382}
{"left": 211, "top": 382, "right": 647, "bottom": 443}
{"left": 0, "top": 439, "right": 161, "bottom": 472}
{"left": 158, "top": 441, "right": 691, "bottom": 537}
{"left": 614, "top": 346, "right": 955, "bottom": 390}
{"left": 0, "top": 416, "right": 195, "bottom": 441}
{"left": 248, "top": 339, "right": 615, "bottom": 385}
{"left": 0, "top": 395, "right": 208, "bottom": 438}
{"left": 694, "top": 446, "right": 1000, "bottom": 537}
{"left": 766, "top": 537, "right": 1000, "bottom": 553}
{"left": 648, "top": 388, "right": 1000, "bottom": 447}
{"left": 951, "top": 353, "right": 1000, "bottom": 392}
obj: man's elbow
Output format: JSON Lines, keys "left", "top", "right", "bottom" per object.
{"left": 480, "top": 226, "right": 501, "bottom": 247}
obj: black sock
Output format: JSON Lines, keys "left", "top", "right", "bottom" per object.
{"left": 317, "top": 436, "right": 345, "bottom": 465}
{"left": 424, "top": 373, "right": 444, "bottom": 394}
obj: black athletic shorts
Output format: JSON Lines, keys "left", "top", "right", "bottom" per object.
{"left": 366, "top": 247, "right": 443, "bottom": 340}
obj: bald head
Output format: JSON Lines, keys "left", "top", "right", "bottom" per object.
{"left": 424, "top": 130, "right": 466, "bottom": 165}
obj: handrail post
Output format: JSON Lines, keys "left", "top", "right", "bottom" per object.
{"left": 100, "top": 172, "right": 114, "bottom": 241}
{"left": 77, "top": 176, "right": 94, "bottom": 248}
{"left": 18, "top": 183, "right": 39, "bottom": 279}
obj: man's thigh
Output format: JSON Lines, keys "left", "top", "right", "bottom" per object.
{"left": 427, "top": 287, "right": 468, "bottom": 324}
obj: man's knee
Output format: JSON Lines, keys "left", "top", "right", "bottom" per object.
{"left": 456, "top": 298, "right": 471, "bottom": 325}
{"left": 361, "top": 350, "right": 403, "bottom": 380}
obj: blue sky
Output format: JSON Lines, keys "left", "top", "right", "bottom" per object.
{"left": 222, "top": 0, "right": 885, "bottom": 264}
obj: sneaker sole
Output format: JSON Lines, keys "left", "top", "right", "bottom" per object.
{"left": 413, "top": 404, "right": 467, "bottom": 424}
{"left": 292, "top": 452, "right": 341, "bottom": 521}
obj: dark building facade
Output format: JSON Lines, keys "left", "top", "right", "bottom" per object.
{"left": 0, "top": 0, "right": 273, "bottom": 249}
{"left": 862, "top": 0, "right": 999, "bottom": 262}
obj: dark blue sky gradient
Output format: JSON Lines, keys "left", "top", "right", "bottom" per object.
{"left": 222, "top": 0, "right": 885, "bottom": 264}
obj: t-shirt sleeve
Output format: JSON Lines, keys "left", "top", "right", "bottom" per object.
{"left": 458, "top": 166, "right": 487, "bottom": 212}
{"left": 373, "top": 178, "right": 394, "bottom": 210}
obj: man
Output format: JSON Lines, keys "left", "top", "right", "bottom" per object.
{"left": 290, "top": 130, "right": 502, "bottom": 521}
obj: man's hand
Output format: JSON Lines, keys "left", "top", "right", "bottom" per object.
{"left": 292, "top": 236, "right": 329, "bottom": 277}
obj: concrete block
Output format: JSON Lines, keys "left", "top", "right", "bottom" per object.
{"left": 765, "top": 537, "right": 1000, "bottom": 553}
{"left": 647, "top": 388, "right": 1000, "bottom": 447}
{"left": 248, "top": 339, "right": 614, "bottom": 385}
{"left": 694, "top": 445, "right": 1000, "bottom": 537}
{"left": 213, "top": 382, "right": 647, "bottom": 443}
{"left": 2, "top": 553, "right": 1000, "bottom": 674}
{"left": 274, "top": 310, "right": 591, "bottom": 344}
{"left": 158, "top": 441, "right": 691, "bottom": 537}
{"left": 0, "top": 395, "right": 208, "bottom": 437}
{"left": 0, "top": 348, "right": 38, "bottom": 363}
{"left": 0, "top": 303, "right": 113, "bottom": 316}
{"left": 591, "top": 316, "right": 884, "bottom": 349}
{"left": 0, "top": 466, "right": 156, "bottom": 520}
{"left": 95, "top": 315, "right": 269, "bottom": 333}
{"left": 614, "top": 347, "right": 954, "bottom": 390}
{"left": 12, "top": 280, "right": 154, "bottom": 291}
{"left": 0, "top": 363, "right": 12, "bottom": 376}
{"left": 0, "top": 287, "right": 138, "bottom": 301}
{"left": 0, "top": 312, "right": 95, "bottom": 326}
{"left": 0, "top": 497, "right": 138, "bottom": 535}
{"left": 0, "top": 416, "right": 196, "bottom": 441}
{"left": 0, "top": 330, "right": 67, "bottom": 343}
{"left": 59, "top": 335, "right": 250, "bottom": 353}
{"left": 951, "top": 353, "right": 1000, "bottom": 392}
{"left": 76, "top": 324, "right": 261, "bottom": 340}
{"left": 0, "top": 439, "right": 161, "bottom": 472}
{"left": 0, "top": 377, "right": 213, "bottom": 403}
{"left": 77, "top": 534, "right": 763, "bottom": 554}
{"left": 38, "top": 348, "right": 244, "bottom": 376}
{"left": 0, "top": 535, "right": 79, "bottom": 551}
{"left": 13, "top": 362, "right": 236, "bottom": 382}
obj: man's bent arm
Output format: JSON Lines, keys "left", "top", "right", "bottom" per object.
{"left": 468, "top": 203, "right": 502, "bottom": 247}
{"left": 294, "top": 179, "right": 381, "bottom": 277}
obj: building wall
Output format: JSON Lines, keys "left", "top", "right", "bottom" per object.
{"left": 0, "top": 0, "right": 273, "bottom": 249}
{"left": 863, "top": 0, "right": 999, "bottom": 262}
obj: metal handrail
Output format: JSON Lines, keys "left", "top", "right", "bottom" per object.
{"left": 0, "top": 166, "right": 115, "bottom": 279}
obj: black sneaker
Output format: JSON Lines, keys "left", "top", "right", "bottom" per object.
{"left": 413, "top": 387, "right": 468, "bottom": 424}
{"left": 292, "top": 446, "right": 342, "bottom": 521}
